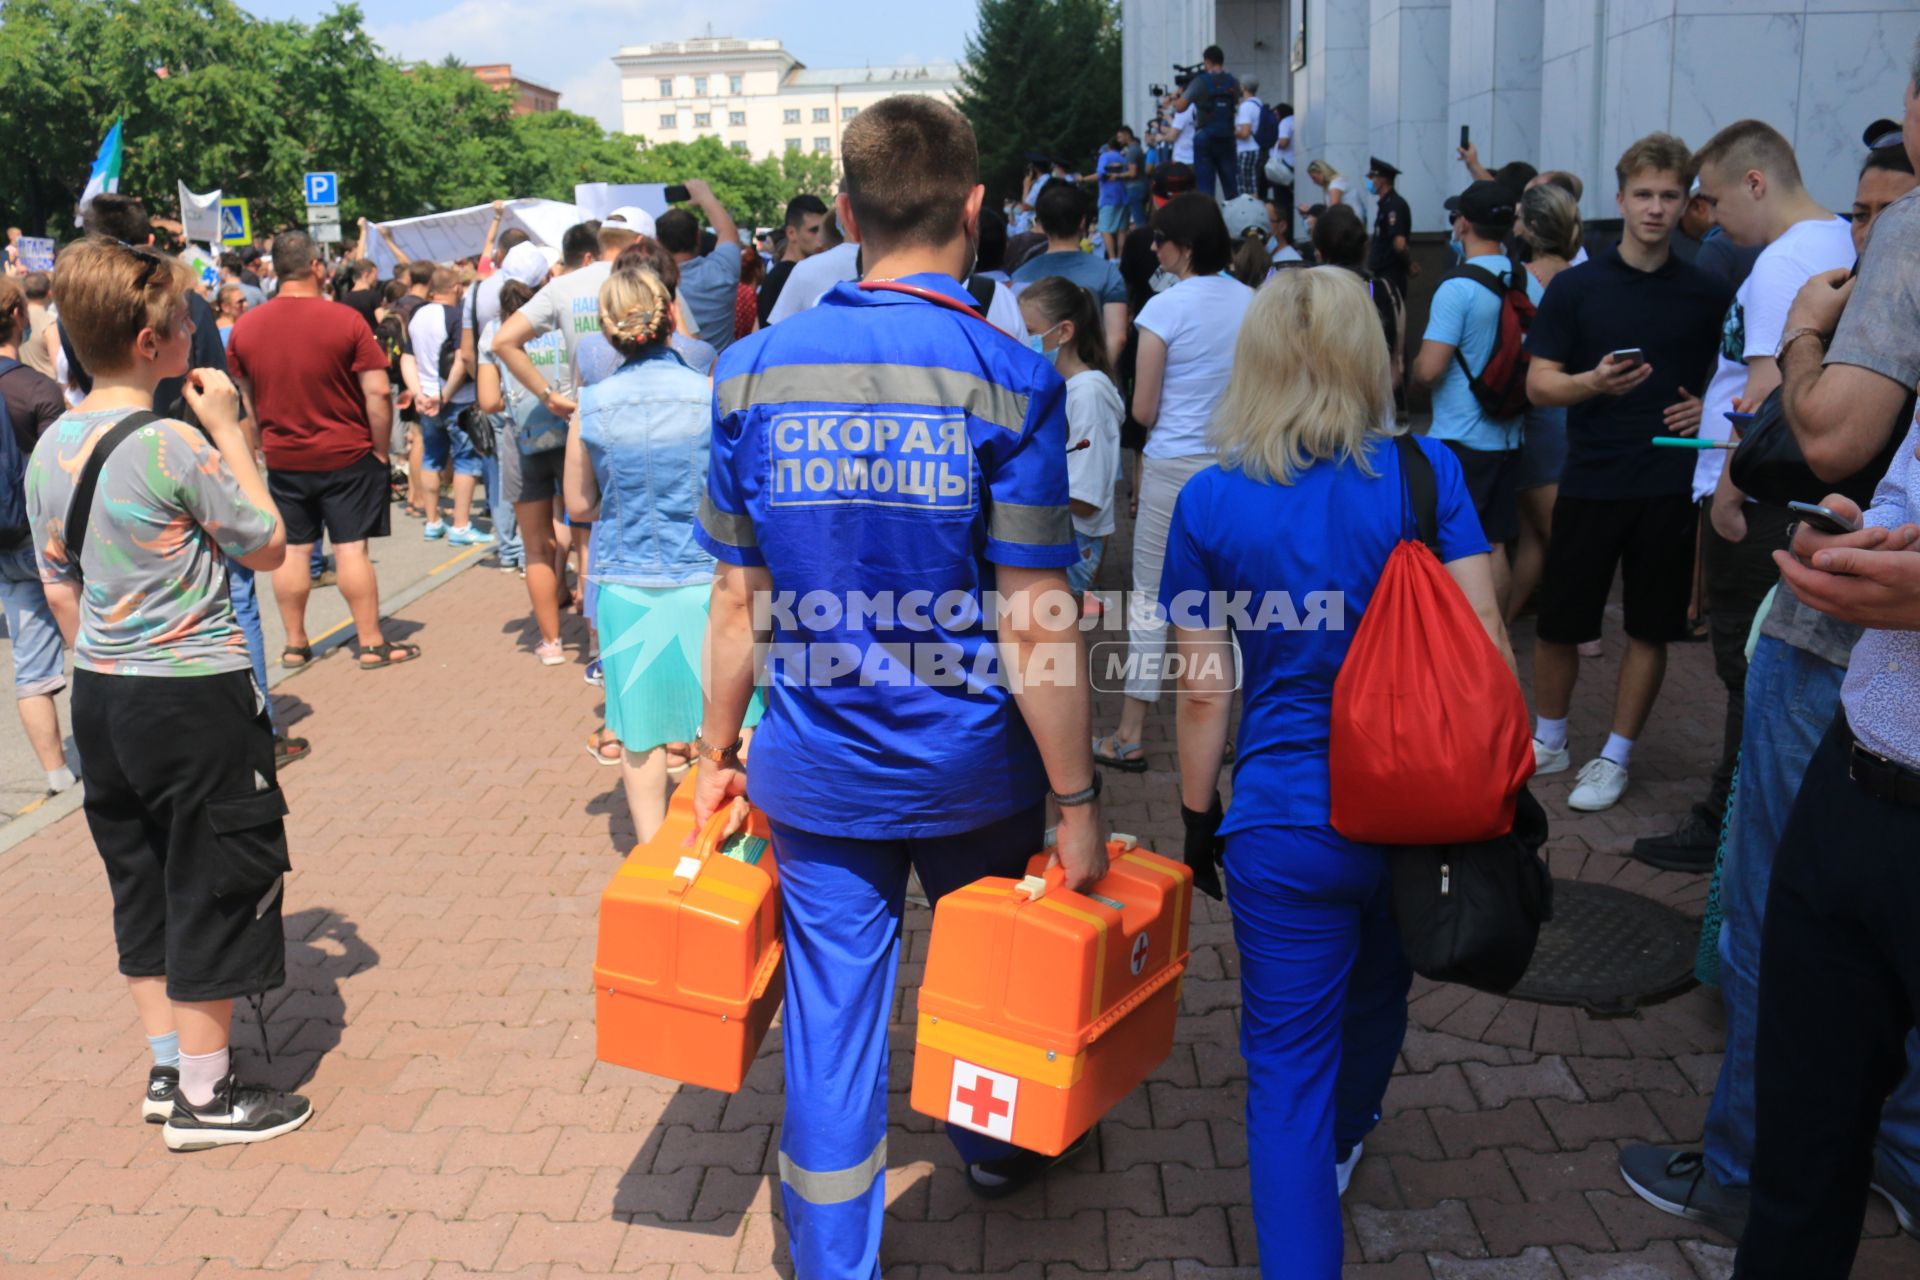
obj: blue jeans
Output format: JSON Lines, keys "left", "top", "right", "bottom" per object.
{"left": 767, "top": 803, "right": 1043, "bottom": 1280}
{"left": 226, "top": 564, "right": 273, "bottom": 731}
{"left": 0, "top": 546, "right": 65, "bottom": 698}
{"left": 419, "top": 408, "right": 483, "bottom": 477}
{"left": 1225, "top": 823, "right": 1412, "bottom": 1279}
{"left": 1194, "top": 133, "right": 1240, "bottom": 200}
{"left": 482, "top": 447, "right": 521, "bottom": 565}
{"left": 1705, "top": 634, "right": 1920, "bottom": 1188}
{"left": 308, "top": 539, "right": 326, "bottom": 578}
{"left": 1067, "top": 531, "right": 1104, "bottom": 596}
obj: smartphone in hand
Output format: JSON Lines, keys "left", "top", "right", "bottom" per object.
{"left": 1460, "top": 124, "right": 1470, "bottom": 150}
{"left": 1607, "top": 348, "right": 1646, "bottom": 371}
{"left": 664, "top": 183, "right": 691, "bottom": 204}
{"left": 1787, "top": 500, "right": 1862, "bottom": 536}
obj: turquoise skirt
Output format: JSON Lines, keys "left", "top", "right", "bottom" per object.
{"left": 598, "top": 581, "right": 764, "bottom": 753}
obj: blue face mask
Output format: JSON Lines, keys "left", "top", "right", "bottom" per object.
{"left": 1026, "top": 322, "right": 1063, "bottom": 364}
{"left": 1366, "top": 178, "right": 1378, "bottom": 195}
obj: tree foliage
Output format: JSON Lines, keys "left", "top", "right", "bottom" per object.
{"left": 956, "top": 0, "right": 1121, "bottom": 206}
{"left": 0, "top": 0, "right": 840, "bottom": 239}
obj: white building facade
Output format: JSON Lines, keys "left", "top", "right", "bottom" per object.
{"left": 1123, "top": 0, "right": 1920, "bottom": 233}
{"left": 614, "top": 37, "right": 961, "bottom": 163}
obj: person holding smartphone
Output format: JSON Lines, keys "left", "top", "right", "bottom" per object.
{"left": 25, "top": 238, "right": 307, "bottom": 1149}
{"left": 1519, "top": 132, "right": 1732, "bottom": 813}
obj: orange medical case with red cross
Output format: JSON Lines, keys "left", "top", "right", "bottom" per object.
{"left": 909, "top": 836, "right": 1192, "bottom": 1155}
{"left": 593, "top": 774, "right": 784, "bottom": 1093}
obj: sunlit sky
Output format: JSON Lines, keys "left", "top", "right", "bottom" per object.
{"left": 238, "top": 0, "right": 978, "bottom": 130}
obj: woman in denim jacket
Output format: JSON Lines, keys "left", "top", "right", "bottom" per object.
{"left": 565, "top": 264, "right": 761, "bottom": 841}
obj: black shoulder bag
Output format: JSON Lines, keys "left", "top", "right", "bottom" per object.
{"left": 1387, "top": 435, "right": 1555, "bottom": 994}
{"left": 454, "top": 284, "right": 498, "bottom": 459}
{"left": 1728, "top": 382, "right": 1912, "bottom": 510}
{"left": 63, "top": 411, "right": 162, "bottom": 583}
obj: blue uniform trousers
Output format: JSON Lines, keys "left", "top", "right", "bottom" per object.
{"left": 769, "top": 801, "right": 1044, "bottom": 1280}
{"left": 1224, "top": 823, "right": 1412, "bottom": 1279}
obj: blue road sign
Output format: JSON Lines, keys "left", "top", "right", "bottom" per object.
{"left": 304, "top": 172, "right": 338, "bottom": 206}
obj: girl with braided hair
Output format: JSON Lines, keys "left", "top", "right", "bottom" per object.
{"left": 564, "top": 265, "right": 762, "bottom": 841}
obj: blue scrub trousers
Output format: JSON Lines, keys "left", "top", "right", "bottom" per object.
{"left": 227, "top": 565, "right": 273, "bottom": 731}
{"left": 1224, "top": 823, "right": 1411, "bottom": 1279}
{"left": 769, "top": 801, "right": 1044, "bottom": 1280}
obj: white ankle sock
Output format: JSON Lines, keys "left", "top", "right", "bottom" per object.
{"left": 178, "top": 1046, "right": 230, "bottom": 1107}
{"left": 1534, "top": 716, "right": 1569, "bottom": 752}
{"left": 1601, "top": 733, "right": 1634, "bottom": 770}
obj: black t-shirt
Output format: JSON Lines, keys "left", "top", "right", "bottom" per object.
{"left": 0, "top": 359, "right": 66, "bottom": 454}
{"left": 1523, "top": 245, "right": 1733, "bottom": 500}
{"left": 390, "top": 293, "right": 428, "bottom": 354}
{"left": 341, "top": 288, "right": 383, "bottom": 334}
{"left": 757, "top": 260, "right": 798, "bottom": 326}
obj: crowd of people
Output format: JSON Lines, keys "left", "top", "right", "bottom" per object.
{"left": 4, "top": 31, "right": 1920, "bottom": 1280}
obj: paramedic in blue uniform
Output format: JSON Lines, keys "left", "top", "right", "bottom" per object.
{"left": 689, "top": 96, "right": 1108, "bottom": 1280}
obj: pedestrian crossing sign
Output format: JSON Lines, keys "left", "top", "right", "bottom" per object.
{"left": 218, "top": 197, "right": 251, "bottom": 246}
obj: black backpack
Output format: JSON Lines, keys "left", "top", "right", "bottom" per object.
{"left": 0, "top": 359, "right": 26, "bottom": 548}
{"left": 1193, "top": 72, "right": 1240, "bottom": 138}
{"left": 435, "top": 302, "right": 462, "bottom": 383}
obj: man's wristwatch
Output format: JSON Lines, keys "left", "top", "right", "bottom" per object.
{"left": 1050, "top": 773, "right": 1102, "bottom": 808}
{"left": 693, "top": 735, "right": 744, "bottom": 769}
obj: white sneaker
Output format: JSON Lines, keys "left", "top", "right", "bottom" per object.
{"left": 1336, "top": 1140, "right": 1364, "bottom": 1197}
{"left": 1532, "top": 738, "right": 1570, "bottom": 775}
{"left": 1568, "top": 757, "right": 1630, "bottom": 811}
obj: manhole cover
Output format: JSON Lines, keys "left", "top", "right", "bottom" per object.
{"left": 1509, "top": 880, "right": 1699, "bottom": 1015}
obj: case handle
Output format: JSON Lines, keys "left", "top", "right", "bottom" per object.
{"left": 671, "top": 798, "right": 752, "bottom": 895}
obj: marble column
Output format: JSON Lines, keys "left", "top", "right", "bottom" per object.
{"left": 1373, "top": 0, "right": 1456, "bottom": 232}
{"left": 1298, "top": 0, "right": 1373, "bottom": 213}
{"left": 1216, "top": 0, "right": 1294, "bottom": 119}
{"left": 1447, "top": 0, "right": 1544, "bottom": 212}
{"left": 1121, "top": 0, "right": 1215, "bottom": 140}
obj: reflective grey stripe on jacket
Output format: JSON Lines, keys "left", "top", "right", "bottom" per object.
{"left": 698, "top": 493, "right": 758, "bottom": 551}
{"left": 716, "top": 363, "right": 1031, "bottom": 436}
{"left": 778, "top": 1137, "right": 888, "bottom": 1206}
{"left": 988, "top": 499, "right": 1072, "bottom": 547}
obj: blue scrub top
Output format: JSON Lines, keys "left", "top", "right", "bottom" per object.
{"left": 1157, "top": 435, "right": 1489, "bottom": 835}
{"left": 698, "top": 273, "right": 1079, "bottom": 840}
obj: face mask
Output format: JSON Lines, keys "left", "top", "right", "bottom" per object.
{"left": 1448, "top": 236, "right": 1466, "bottom": 265}
{"left": 1366, "top": 178, "right": 1378, "bottom": 195}
{"left": 1026, "top": 322, "right": 1063, "bottom": 363}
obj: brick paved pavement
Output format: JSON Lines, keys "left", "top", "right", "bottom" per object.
{"left": 2, "top": 530, "right": 1917, "bottom": 1277}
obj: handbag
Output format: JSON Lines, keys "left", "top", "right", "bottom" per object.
{"left": 1388, "top": 786, "right": 1553, "bottom": 993}
{"left": 1727, "top": 382, "right": 1911, "bottom": 509}
{"left": 1328, "top": 436, "right": 1535, "bottom": 845}
{"left": 454, "top": 405, "right": 498, "bottom": 459}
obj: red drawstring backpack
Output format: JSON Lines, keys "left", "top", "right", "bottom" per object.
{"left": 1329, "top": 436, "right": 1535, "bottom": 845}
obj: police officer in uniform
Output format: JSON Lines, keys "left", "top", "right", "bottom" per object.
{"left": 1366, "top": 157, "right": 1413, "bottom": 303}
{"left": 691, "top": 95, "right": 1108, "bottom": 1280}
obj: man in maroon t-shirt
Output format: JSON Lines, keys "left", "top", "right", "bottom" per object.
{"left": 227, "top": 231, "right": 419, "bottom": 670}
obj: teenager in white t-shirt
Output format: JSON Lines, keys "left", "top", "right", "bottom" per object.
{"left": 1234, "top": 83, "right": 1264, "bottom": 200}
{"left": 1094, "top": 195, "right": 1255, "bottom": 771}
{"left": 1018, "top": 279, "right": 1123, "bottom": 603}
{"left": 1166, "top": 106, "right": 1196, "bottom": 167}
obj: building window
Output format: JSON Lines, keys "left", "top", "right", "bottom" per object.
{"left": 785, "top": 138, "right": 801, "bottom": 153}
{"left": 812, "top": 107, "right": 830, "bottom": 123}
{"left": 694, "top": 75, "right": 708, "bottom": 96}
{"left": 814, "top": 136, "right": 831, "bottom": 153}
{"left": 842, "top": 106, "right": 858, "bottom": 121}
{"left": 729, "top": 110, "right": 746, "bottom": 126}
{"left": 729, "top": 74, "right": 744, "bottom": 95}
{"left": 660, "top": 113, "right": 677, "bottom": 128}
{"left": 658, "top": 78, "right": 673, "bottom": 97}
{"left": 694, "top": 112, "right": 711, "bottom": 128}
{"left": 783, "top": 108, "right": 800, "bottom": 124}
{"left": 731, "top": 141, "right": 748, "bottom": 154}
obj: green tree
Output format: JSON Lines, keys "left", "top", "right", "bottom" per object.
{"left": 0, "top": 0, "right": 840, "bottom": 244}
{"left": 956, "top": 0, "right": 1121, "bottom": 206}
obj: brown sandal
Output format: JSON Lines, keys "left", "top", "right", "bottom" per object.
{"left": 358, "top": 641, "right": 421, "bottom": 669}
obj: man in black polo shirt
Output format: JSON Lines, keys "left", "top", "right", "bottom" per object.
{"left": 1522, "top": 132, "right": 1732, "bottom": 813}
{"left": 1367, "top": 157, "right": 1412, "bottom": 303}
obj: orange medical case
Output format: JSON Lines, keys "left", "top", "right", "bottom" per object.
{"left": 593, "top": 773, "right": 783, "bottom": 1093}
{"left": 910, "top": 837, "right": 1192, "bottom": 1155}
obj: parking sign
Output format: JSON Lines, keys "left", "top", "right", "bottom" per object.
{"left": 303, "top": 172, "right": 338, "bottom": 206}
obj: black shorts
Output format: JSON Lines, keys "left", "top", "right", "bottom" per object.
{"left": 1536, "top": 494, "right": 1696, "bottom": 645}
{"left": 72, "top": 669, "right": 290, "bottom": 1001}
{"left": 268, "top": 452, "right": 391, "bottom": 546}
{"left": 1441, "top": 440, "right": 1521, "bottom": 544}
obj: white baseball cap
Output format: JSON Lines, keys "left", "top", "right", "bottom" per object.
{"left": 1220, "top": 194, "right": 1267, "bottom": 242}
{"left": 501, "top": 241, "right": 550, "bottom": 288}
{"left": 604, "top": 206, "right": 657, "bottom": 237}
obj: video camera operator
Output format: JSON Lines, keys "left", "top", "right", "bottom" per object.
{"left": 1165, "top": 45, "right": 1241, "bottom": 200}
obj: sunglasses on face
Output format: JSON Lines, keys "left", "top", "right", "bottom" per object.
{"left": 1151, "top": 231, "right": 1169, "bottom": 247}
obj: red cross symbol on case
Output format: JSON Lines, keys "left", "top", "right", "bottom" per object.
{"left": 947, "top": 1059, "right": 1018, "bottom": 1141}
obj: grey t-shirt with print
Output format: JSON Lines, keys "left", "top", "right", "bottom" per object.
{"left": 25, "top": 408, "right": 278, "bottom": 677}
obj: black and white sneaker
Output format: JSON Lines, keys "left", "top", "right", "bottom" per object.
{"left": 142, "top": 1065, "right": 179, "bottom": 1124}
{"left": 162, "top": 1072, "right": 313, "bottom": 1152}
